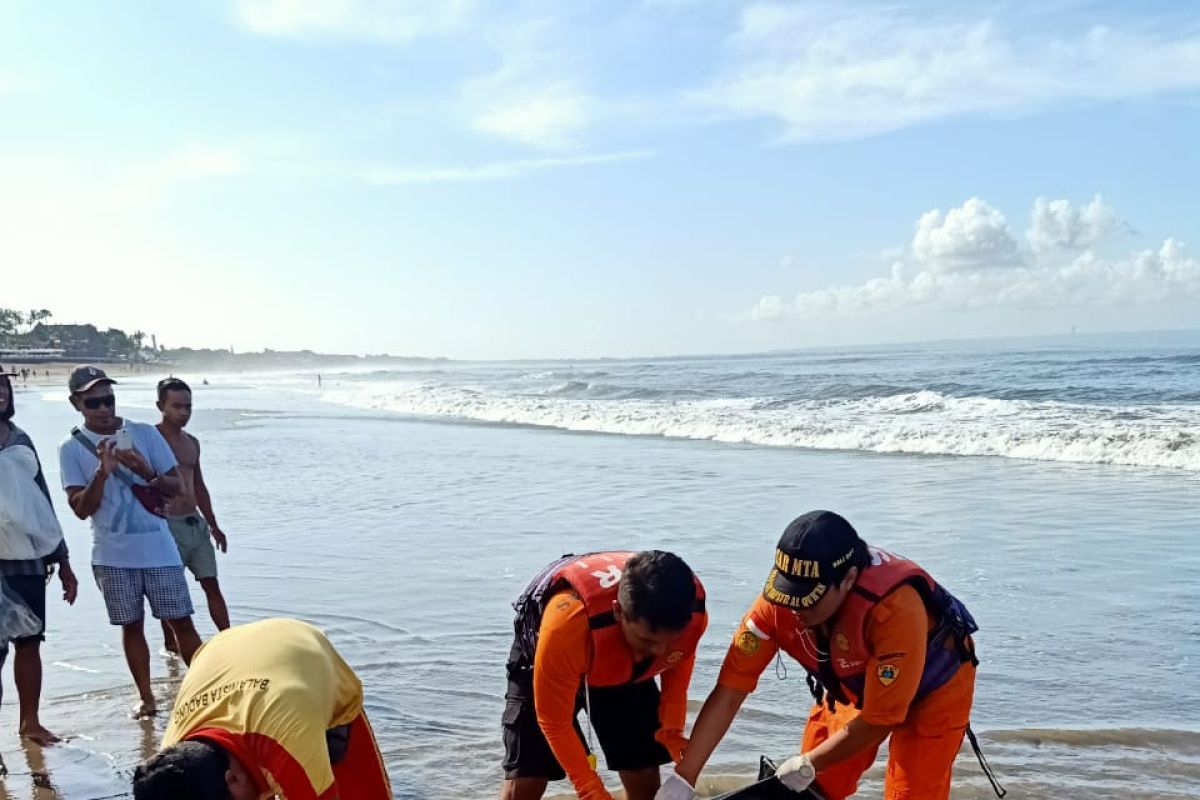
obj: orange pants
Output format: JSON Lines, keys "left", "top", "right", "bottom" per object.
{"left": 330, "top": 712, "right": 393, "bottom": 799}
{"left": 802, "top": 664, "right": 975, "bottom": 800}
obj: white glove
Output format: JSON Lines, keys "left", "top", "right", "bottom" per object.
{"left": 654, "top": 771, "right": 696, "bottom": 800}
{"left": 775, "top": 753, "right": 816, "bottom": 793}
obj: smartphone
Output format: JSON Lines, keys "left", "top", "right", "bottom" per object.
{"left": 114, "top": 428, "right": 133, "bottom": 451}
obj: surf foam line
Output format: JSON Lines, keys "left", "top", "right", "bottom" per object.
{"left": 320, "top": 385, "right": 1200, "bottom": 472}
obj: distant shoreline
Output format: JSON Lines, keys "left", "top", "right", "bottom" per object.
{"left": 1, "top": 361, "right": 159, "bottom": 389}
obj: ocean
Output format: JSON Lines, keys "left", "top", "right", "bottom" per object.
{"left": 3, "top": 330, "right": 1198, "bottom": 798}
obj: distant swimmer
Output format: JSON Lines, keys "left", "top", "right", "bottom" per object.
{"left": 502, "top": 551, "right": 708, "bottom": 800}
{"left": 656, "top": 511, "right": 1000, "bottom": 800}
{"left": 133, "top": 618, "right": 393, "bottom": 800}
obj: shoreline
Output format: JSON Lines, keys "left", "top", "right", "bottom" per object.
{"left": 1, "top": 361, "right": 165, "bottom": 389}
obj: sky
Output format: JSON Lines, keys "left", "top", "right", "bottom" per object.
{"left": 1, "top": 0, "right": 1199, "bottom": 359}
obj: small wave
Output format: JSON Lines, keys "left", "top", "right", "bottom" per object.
{"left": 537, "top": 380, "right": 592, "bottom": 396}
{"left": 1075, "top": 353, "right": 1200, "bottom": 366}
{"left": 987, "top": 727, "right": 1200, "bottom": 751}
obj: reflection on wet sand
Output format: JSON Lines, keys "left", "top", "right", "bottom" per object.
{"left": 0, "top": 667, "right": 185, "bottom": 800}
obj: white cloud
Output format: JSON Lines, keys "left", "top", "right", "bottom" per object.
{"left": 1027, "top": 194, "right": 1124, "bottom": 255}
{"left": 363, "top": 149, "right": 651, "bottom": 185}
{"left": 752, "top": 197, "right": 1200, "bottom": 320}
{"left": 696, "top": 3, "right": 1200, "bottom": 141}
{"left": 230, "top": 0, "right": 471, "bottom": 43}
{"left": 751, "top": 294, "right": 785, "bottom": 321}
{"left": 912, "top": 197, "right": 1021, "bottom": 273}
{"left": 472, "top": 85, "right": 594, "bottom": 150}
{"left": 459, "top": 18, "right": 598, "bottom": 150}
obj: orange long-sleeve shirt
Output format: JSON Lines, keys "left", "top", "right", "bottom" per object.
{"left": 534, "top": 591, "right": 698, "bottom": 800}
{"left": 717, "top": 585, "right": 931, "bottom": 726}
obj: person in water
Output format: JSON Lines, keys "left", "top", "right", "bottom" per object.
{"left": 133, "top": 617, "right": 392, "bottom": 800}
{"left": 501, "top": 550, "right": 708, "bottom": 800}
{"left": 657, "top": 511, "right": 980, "bottom": 800}
{"left": 58, "top": 365, "right": 201, "bottom": 717}
{"left": 155, "top": 378, "right": 232, "bottom": 653}
{"left": 0, "top": 371, "right": 79, "bottom": 743}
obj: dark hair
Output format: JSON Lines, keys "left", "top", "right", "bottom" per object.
{"left": 849, "top": 539, "right": 871, "bottom": 573}
{"left": 132, "top": 741, "right": 232, "bottom": 800}
{"left": 0, "top": 374, "right": 12, "bottom": 422}
{"left": 618, "top": 550, "right": 697, "bottom": 632}
{"left": 157, "top": 377, "right": 191, "bottom": 403}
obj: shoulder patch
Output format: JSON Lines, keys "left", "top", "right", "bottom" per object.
{"left": 735, "top": 630, "right": 761, "bottom": 656}
{"left": 877, "top": 663, "right": 900, "bottom": 686}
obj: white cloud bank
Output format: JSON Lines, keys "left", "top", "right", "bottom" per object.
{"left": 752, "top": 196, "right": 1199, "bottom": 320}
{"left": 698, "top": 3, "right": 1200, "bottom": 141}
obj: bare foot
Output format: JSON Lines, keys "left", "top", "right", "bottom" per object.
{"left": 132, "top": 700, "right": 157, "bottom": 719}
{"left": 19, "top": 722, "right": 61, "bottom": 745}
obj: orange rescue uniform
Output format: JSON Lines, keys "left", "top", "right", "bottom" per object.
{"left": 534, "top": 593, "right": 701, "bottom": 800}
{"left": 719, "top": 588, "right": 975, "bottom": 800}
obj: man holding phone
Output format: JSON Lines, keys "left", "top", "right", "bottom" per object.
{"left": 57, "top": 365, "right": 202, "bottom": 717}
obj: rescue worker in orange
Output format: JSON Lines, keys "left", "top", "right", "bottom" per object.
{"left": 657, "top": 511, "right": 980, "bottom": 800}
{"left": 132, "top": 618, "right": 392, "bottom": 800}
{"left": 501, "top": 550, "right": 708, "bottom": 800}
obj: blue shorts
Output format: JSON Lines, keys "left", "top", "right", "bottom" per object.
{"left": 92, "top": 565, "right": 193, "bottom": 626}
{"left": 1, "top": 575, "right": 48, "bottom": 642}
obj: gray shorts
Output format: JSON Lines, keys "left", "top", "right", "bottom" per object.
{"left": 92, "top": 565, "right": 193, "bottom": 626}
{"left": 167, "top": 516, "right": 218, "bottom": 581}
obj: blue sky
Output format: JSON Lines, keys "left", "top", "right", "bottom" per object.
{"left": 2, "top": 0, "right": 1199, "bottom": 359}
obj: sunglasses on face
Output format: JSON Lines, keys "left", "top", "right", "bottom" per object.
{"left": 81, "top": 394, "right": 116, "bottom": 410}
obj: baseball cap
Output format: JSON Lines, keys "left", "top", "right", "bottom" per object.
{"left": 763, "top": 511, "right": 863, "bottom": 610}
{"left": 68, "top": 365, "right": 117, "bottom": 394}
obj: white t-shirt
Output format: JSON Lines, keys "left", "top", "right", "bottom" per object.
{"left": 58, "top": 420, "right": 183, "bottom": 569}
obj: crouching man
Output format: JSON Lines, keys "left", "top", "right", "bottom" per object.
{"left": 134, "top": 618, "right": 392, "bottom": 800}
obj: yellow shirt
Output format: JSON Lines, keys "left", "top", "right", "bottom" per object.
{"left": 163, "top": 618, "right": 363, "bottom": 800}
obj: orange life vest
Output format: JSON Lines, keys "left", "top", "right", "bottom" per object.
{"left": 525, "top": 551, "right": 707, "bottom": 688}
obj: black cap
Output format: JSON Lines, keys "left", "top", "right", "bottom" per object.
{"left": 763, "top": 511, "right": 863, "bottom": 609}
{"left": 68, "top": 365, "right": 117, "bottom": 394}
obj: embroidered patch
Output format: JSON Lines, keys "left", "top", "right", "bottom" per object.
{"left": 555, "top": 598, "right": 571, "bottom": 611}
{"left": 735, "top": 631, "right": 761, "bottom": 656}
{"left": 666, "top": 650, "right": 685, "bottom": 664}
{"left": 835, "top": 632, "right": 851, "bottom": 652}
{"left": 877, "top": 664, "right": 900, "bottom": 686}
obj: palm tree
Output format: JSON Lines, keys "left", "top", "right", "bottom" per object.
{"left": 23, "top": 308, "right": 52, "bottom": 333}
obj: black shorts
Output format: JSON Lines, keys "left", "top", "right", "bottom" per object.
{"left": 1, "top": 574, "right": 47, "bottom": 643}
{"left": 501, "top": 640, "right": 671, "bottom": 780}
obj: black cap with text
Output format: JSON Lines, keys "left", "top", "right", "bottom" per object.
{"left": 762, "top": 510, "right": 863, "bottom": 610}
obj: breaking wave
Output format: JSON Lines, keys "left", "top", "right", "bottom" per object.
{"left": 319, "top": 384, "right": 1200, "bottom": 471}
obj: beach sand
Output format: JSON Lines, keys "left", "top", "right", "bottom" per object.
{"left": 0, "top": 362, "right": 171, "bottom": 391}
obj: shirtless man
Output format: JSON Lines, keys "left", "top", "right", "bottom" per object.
{"left": 155, "top": 378, "right": 230, "bottom": 653}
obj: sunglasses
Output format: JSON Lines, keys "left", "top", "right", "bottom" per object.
{"left": 81, "top": 394, "right": 116, "bottom": 410}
